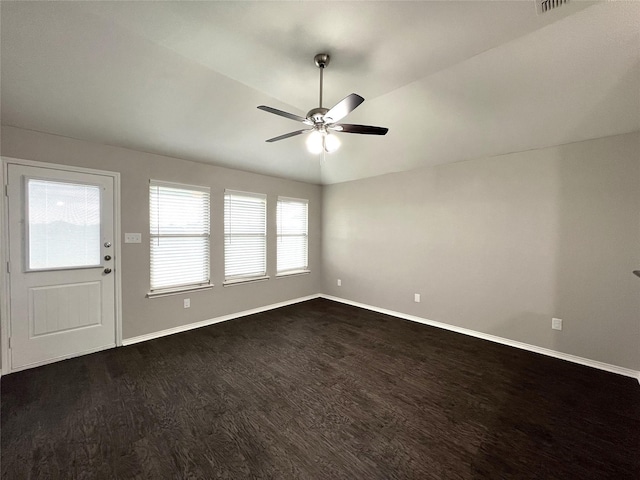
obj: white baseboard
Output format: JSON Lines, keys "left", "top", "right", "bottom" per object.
{"left": 121, "top": 292, "right": 639, "bottom": 385}
{"left": 8, "top": 293, "right": 635, "bottom": 385}
{"left": 320, "top": 294, "right": 640, "bottom": 384}
{"left": 122, "top": 294, "right": 321, "bottom": 346}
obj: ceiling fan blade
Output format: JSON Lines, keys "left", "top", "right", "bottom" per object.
{"left": 334, "top": 123, "right": 389, "bottom": 135}
{"left": 258, "top": 105, "right": 311, "bottom": 124}
{"left": 324, "top": 93, "right": 365, "bottom": 123}
{"left": 266, "top": 129, "right": 312, "bottom": 143}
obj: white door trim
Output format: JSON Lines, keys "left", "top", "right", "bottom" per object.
{"left": 0, "top": 156, "right": 123, "bottom": 375}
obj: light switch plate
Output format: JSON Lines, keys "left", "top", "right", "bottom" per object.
{"left": 124, "top": 233, "right": 142, "bottom": 243}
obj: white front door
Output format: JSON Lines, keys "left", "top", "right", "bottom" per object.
{"left": 7, "top": 163, "right": 116, "bottom": 371}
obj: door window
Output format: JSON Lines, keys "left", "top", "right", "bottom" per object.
{"left": 27, "top": 178, "right": 101, "bottom": 270}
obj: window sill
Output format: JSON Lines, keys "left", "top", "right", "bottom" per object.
{"left": 147, "top": 284, "right": 214, "bottom": 298}
{"left": 223, "top": 275, "right": 270, "bottom": 287}
{"left": 276, "top": 269, "right": 311, "bottom": 278}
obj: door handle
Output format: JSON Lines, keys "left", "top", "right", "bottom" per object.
{"left": 634, "top": 270, "right": 640, "bottom": 278}
{"left": 104, "top": 268, "right": 112, "bottom": 274}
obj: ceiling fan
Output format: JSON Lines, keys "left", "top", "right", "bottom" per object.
{"left": 258, "top": 53, "right": 388, "bottom": 154}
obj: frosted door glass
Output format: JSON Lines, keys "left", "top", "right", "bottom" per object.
{"left": 28, "top": 179, "right": 101, "bottom": 270}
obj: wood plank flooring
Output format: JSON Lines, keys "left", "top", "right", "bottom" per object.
{"left": 2, "top": 298, "right": 639, "bottom": 479}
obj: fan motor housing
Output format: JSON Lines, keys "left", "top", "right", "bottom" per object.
{"left": 307, "top": 107, "right": 329, "bottom": 124}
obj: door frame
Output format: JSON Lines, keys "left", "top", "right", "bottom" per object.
{"left": 0, "top": 157, "right": 123, "bottom": 375}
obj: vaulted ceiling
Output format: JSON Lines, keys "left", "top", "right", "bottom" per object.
{"left": 2, "top": 1, "right": 638, "bottom": 184}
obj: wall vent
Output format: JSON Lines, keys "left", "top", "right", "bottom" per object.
{"left": 536, "top": 0, "right": 569, "bottom": 15}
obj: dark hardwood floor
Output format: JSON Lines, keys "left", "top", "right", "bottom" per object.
{"left": 2, "top": 298, "right": 639, "bottom": 479}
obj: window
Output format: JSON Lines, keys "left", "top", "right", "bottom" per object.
{"left": 27, "top": 179, "right": 101, "bottom": 270}
{"left": 224, "top": 190, "right": 267, "bottom": 283}
{"left": 149, "top": 180, "right": 210, "bottom": 293}
{"left": 277, "top": 197, "right": 309, "bottom": 275}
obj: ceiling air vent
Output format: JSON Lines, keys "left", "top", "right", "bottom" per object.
{"left": 536, "top": 0, "right": 569, "bottom": 14}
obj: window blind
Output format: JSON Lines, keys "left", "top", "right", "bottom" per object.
{"left": 149, "top": 180, "right": 210, "bottom": 291}
{"left": 27, "top": 179, "right": 101, "bottom": 270}
{"left": 277, "top": 197, "right": 308, "bottom": 274}
{"left": 224, "top": 190, "right": 267, "bottom": 281}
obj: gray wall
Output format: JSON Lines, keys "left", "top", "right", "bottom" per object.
{"left": 1, "top": 126, "right": 322, "bottom": 340}
{"left": 3, "top": 126, "right": 639, "bottom": 372}
{"left": 322, "top": 132, "right": 640, "bottom": 370}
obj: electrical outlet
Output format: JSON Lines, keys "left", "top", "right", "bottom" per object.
{"left": 414, "top": 293, "right": 421, "bottom": 303}
{"left": 124, "top": 233, "right": 142, "bottom": 243}
{"left": 552, "top": 317, "right": 562, "bottom": 330}
{"left": 337, "top": 279, "right": 342, "bottom": 286}
{"left": 184, "top": 298, "right": 190, "bottom": 309}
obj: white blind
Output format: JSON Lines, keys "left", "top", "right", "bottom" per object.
{"left": 277, "top": 197, "right": 308, "bottom": 274}
{"left": 149, "top": 180, "right": 210, "bottom": 291}
{"left": 224, "top": 190, "right": 267, "bottom": 281}
{"left": 27, "top": 179, "right": 101, "bottom": 270}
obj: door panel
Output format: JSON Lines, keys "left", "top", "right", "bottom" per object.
{"left": 30, "top": 281, "right": 102, "bottom": 336}
{"left": 7, "top": 164, "right": 116, "bottom": 370}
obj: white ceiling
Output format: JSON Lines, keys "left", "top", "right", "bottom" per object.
{"left": 1, "top": 1, "right": 638, "bottom": 184}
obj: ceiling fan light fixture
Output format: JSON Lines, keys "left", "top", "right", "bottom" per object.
{"left": 306, "top": 130, "right": 341, "bottom": 155}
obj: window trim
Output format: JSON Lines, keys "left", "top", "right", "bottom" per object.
{"left": 24, "top": 176, "right": 103, "bottom": 272}
{"left": 223, "top": 275, "right": 270, "bottom": 287}
{"left": 275, "top": 269, "right": 310, "bottom": 278}
{"left": 146, "top": 284, "right": 214, "bottom": 298}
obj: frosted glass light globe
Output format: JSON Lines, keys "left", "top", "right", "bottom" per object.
{"left": 306, "top": 131, "right": 324, "bottom": 154}
{"left": 324, "top": 133, "right": 341, "bottom": 153}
